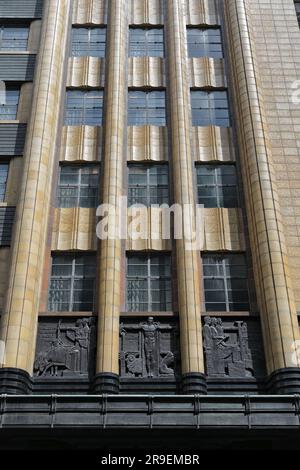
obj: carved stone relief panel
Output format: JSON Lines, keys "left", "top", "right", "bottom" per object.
{"left": 34, "top": 317, "right": 96, "bottom": 377}
{"left": 119, "top": 317, "right": 180, "bottom": 379}
{"left": 202, "top": 317, "right": 266, "bottom": 378}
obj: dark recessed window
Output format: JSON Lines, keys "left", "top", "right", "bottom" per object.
{"left": 196, "top": 165, "right": 239, "bottom": 208}
{"left": 187, "top": 28, "right": 223, "bottom": 58}
{"left": 128, "top": 164, "right": 169, "bottom": 206}
{"left": 295, "top": 1, "right": 300, "bottom": 26}
{"left": 202, "top": 254, "right": 250, "bottom": 312}
{"left": 127, "top": 254, "right": 172, "bottom": 312}
{"left": 0, "top": 162, "right": 9, "bottom": 202}
{"left": 0, "top": 23, "right": 29, "bottom": 51}
{"left": 129, "top": 28, "right": 164, "bottom": 57}
{"left": 71, "top": 27, "right": 106, "bottom": 57}
{"left": 0, "top": 85, "right": 20, "bottom": 120}
{"left": 191, "top": 90, "right": 230, "bottom": 127}
{"left": 65, "top": 89, "right": 103, "bottom": 126}
{"left": 48, "top": 254, "right": 96, "bottom": 312}
{"left": 128, "top": 90, "right": 166, "bottom": 126}
{"left": 57, "top": 165, "right": 99, "bottom": 208}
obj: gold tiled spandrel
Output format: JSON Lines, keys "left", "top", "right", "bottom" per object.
{"left": 129, "top": 0, "right": 163, "bottom": 25}
{"left": 72, "top": 0, "right": 107, "bottom": 25}
{"left": 127, "top": 126, "right": 168, "bottom": 162}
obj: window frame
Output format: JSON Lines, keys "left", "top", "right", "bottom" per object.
{"left": 65, "top": 89, "right": 104, "bottom": 126}
{"left": 128, "top": 89, "right": 166, "bottom": 126}
{"left": 196, "top": 164, "right": 239, "bottom": 208}
{"left": 126, "top": 253, "right": 172, "bottom": 312}
{"left": 48, "top": 254, "right": 96, "bottom": 312}
{"left": 129, "top": 27, "right": 165, "bottom": 57}
{"left": 71, "top": 26, "right": 107, "bottom": 58}
{"left": 127, "top": 163, "right": 169, "bottom": 207}
{"left": 202, "top": 253, "right": 250, "bottom": 312}
{"left": 191, "top": 89, "right": 230, "bottom": 127}
{"left": 0, "top": 161, "right": 9, "bottom": 202}
{"left": 0, "top": 84, "right": 20, "bottom": 121}
{"left": 0, "top": 22, "right": 29, "bottom": 51}
{"left": 187, "top": 26, "right": 223, "bottom": 59}
{"left": 57, "top": 164, "right": 100, "bottom": 208}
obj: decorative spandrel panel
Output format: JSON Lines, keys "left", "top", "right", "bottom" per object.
{"left": 34, "top": 317, "right": 96, "bottom": 378}
{"left": 202, "top": 317, "right": 266, "bottom": 378}
{"left": 120, "top": 317, "right": 180, "bottom": 379}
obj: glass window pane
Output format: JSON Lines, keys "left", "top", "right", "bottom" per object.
{"left": 0, "top": 24, "right": 29, "bottom": 51}
{"left": 128, "top": 91, "right": 166, "bottom": 126}
{"left": 65, "top": 90, "right": 103, "bottom": 125}
{"left": 203, "top": 254, "right": 249, "bottom": 312}
{"left": 48, "top": 254, "right": 96, "bottom": 311}
{"left": 71, "top": 27, "right": 106, "bottom": 57}
{"left": 196, "top": 165, "right": 238, "bottom": 208}
{"left": 0, "top": 163, "right": 9, "bottom": 201}
{"left": 127, "top": 254, "right": 172, "bottom": 311}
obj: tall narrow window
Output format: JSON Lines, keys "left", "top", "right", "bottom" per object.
{"left": 48, "top": 254, "right": 96, "bottom": 312}
{"left": 128, "top": 90, "right": 166, "bottom": 126}
{"left": 187, "top": 28, "right": 223, "bottom": 58}
{"left": 128, "top": 164, "right": 169, "bottom": 206}
{"left": 127, "top": 254, "right": 172, "bottom": 311}
{"left": 191, "top": 90, "right": 230, "bottom": 127}
{"left": 129, "top": 28, "right": 164, "bottom": 57}
{"left": 57, "top": 165, "right": 99, "bottom": 208}
{"left": 202, "top": 254, "right": 250, "bottom": 312}
{"left": 0, "top": 85, "right": 20, "bottom": 120}
{"left": 71, "top": 27, "right": 106, "bottom": 57}
{"left": 65, "top": 89, "right": 103, "bottom": 126}
{"left": 0, "top": 163, "right": 9, "bottom": 201}
{"left": 196, "top": 165, "right": 239, "bottom": 208}
{"left": 0, "top": 23, "right": 29, "bottom": 51}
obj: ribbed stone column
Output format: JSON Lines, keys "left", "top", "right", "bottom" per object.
{"left": 93, "top": 0, "right": 128, "bottom": 394}
{"left": 166, "top": 0, "right": 206, "bottom": 394}
{"left": 0, "top": 0, "right": 71, "bottom": 393}
{"left": 224, "top": 0, "right": 300, "bottom": 393}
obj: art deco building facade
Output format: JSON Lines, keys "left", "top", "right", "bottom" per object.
{"left": 0, "top": 0, "right": 300, "bottom": 449}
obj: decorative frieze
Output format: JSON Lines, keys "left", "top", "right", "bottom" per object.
{"left": 34, "top": 317, "right": 96, "bottom": 377}
{"left": 119, "top": 317, "right": 180, "bottom": 379}
{"left": 203, "top": 317, "right": 265, "bottom": 378}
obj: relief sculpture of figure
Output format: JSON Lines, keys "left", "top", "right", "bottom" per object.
{"left": 203, "top": 317, "right": 253, "bottom": 377}
{"left": 34, "top": 318, "right": 94, "bottom": 377}
{"left": 120, "top": 317, "right": 175, "bottom": 378}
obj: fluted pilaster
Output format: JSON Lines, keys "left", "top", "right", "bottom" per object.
{"left": 166, "top": 0, "right": 206, "bottom": 393}
{"left": 94, "top": 0, "right": 128, "bottom": 392}
{"left": 0, "top": 0, "right": 72, "bottom": 375}
{"left": 224, "top": 0, "right": 300, "bottom": 382}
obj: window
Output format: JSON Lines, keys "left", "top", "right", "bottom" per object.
{"left": 295, "top": 1, "right": 300, "bottom": 26}
{"left": 71, "top": 27, "right": 106, "bottom": 57}
{"left": 0, "top": 23, "right": 29, "bottom": 51}
{"left": 202, "top": 254, "right": 250, "bottom": 312}
{"left": 128, "top": 90, "right": 166, "bottom": 126}
{"left": 57, "top": 165, "right": 99, "bottom": 208}
{"left": 0, "top": 163, "right": 9, "bottom": 201}
{"left": 191, "top": 90, "right": 230, "bottom": 127}
{"left": 127, "top": 254, "right": 172, "bottom": 311}
{"left": 196, "top": 165, "right": 239, "bottom": 208}
{"left": 187, "top": 28, "right": 223, "bottom": 58}
{"left": 65, "top": 89, "right": 103, "bottom": 126}
{"left": 129, "top": 28, "right": 164, "bottom": 57}
{"left": 48, "top": 254, "right": 96, "bottom": 312}
{"left": 0, "top": 85, "right": 20, "bottom": 120}
{"left": 128, "top": 164, "right": 169, "bottom": 206}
